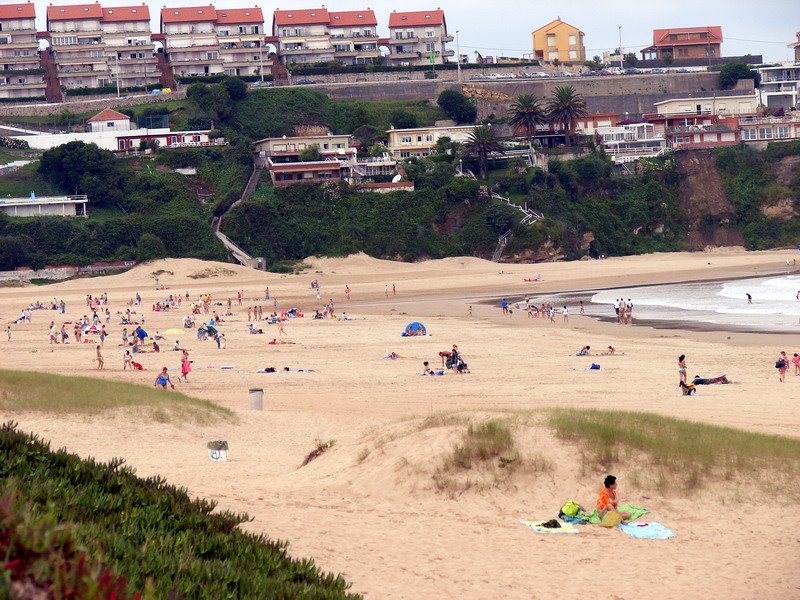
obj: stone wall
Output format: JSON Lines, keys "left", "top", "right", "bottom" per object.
{"left": 1, "top": 90, "right": 187, "bottom": 117}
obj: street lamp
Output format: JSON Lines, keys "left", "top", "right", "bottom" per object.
{"left": 456, "top": 30, "right": 461, "bottom": 83}
{"left": 618, "top": 26, "right": 623, "bottom": 69}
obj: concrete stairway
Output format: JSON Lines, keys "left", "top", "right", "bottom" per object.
{"left": 39, "top": 49, "right": 63, "bottom": 103}
{"left": 212, "top": 162, "right": 265, "bottom": 268}
{"left": 490, "top": 193, "right": 544, "bottom": 262}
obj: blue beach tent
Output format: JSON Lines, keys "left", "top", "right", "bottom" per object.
{"left": 402, "top": 322, "right": 427, "bottom": 336}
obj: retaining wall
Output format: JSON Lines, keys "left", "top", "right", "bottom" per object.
{"left": 1, "top": 91, "right": 187, "bottom": 117}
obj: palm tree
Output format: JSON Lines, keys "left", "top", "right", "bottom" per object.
{"left": 547, "top": 85, "right": 588, "bottom": 147}
{"left": 465, "top": 125, "right": 503, "bottom": 179}
{"left": 508, "top": 94, "right": 548, "bottom": 146}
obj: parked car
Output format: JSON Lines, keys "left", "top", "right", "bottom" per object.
{"left": 249, "top": 81, "right": 273, "bottom": 88}
{"left": 294, "top": 79, "right": 317, "bottom": 85}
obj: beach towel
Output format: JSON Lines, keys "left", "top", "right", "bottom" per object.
{"left": 586, "top": 505, "right": 649, "bottom": 525}
{"left": 618, "top": 522, "right": 675, "bottom": 539}
{"left": 519, "top": 519, "right": 579, "bottom": 534}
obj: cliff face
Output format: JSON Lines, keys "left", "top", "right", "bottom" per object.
{"left": 675, "top": 149, "right": 745, "bottom": 250}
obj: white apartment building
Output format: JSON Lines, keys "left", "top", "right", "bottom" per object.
{"left": 0, "top": 2, "right": 45, "bottom": 100}
{"left": 160, "top": 5, "right": 222, "bottom": 77}
{"left": 272, "top": 8, "right": 334, "bottom": 65}
{"left": 328, "top": 10, "right": 380, "bottom": 65}
{"left": 386, "top": 124, "right": 476, "bottom": 158}
{"left": 756, "top": 64, "right": 800, "bottom": 112}
{"left": 653, "top": 93, "right": 759, "bottom": 117}
{"left": 386, "top": 10, "right": 453, "bottom": 66}
{"left": 101, "top": 5, "right": 159, "bottom": 91}
{"left": 596, "top": 123, "right": 668, "bottom": 164}
{"left": 47, "top": 2, "right": 111, "bottom": 89}
{"left": 216, "top": 8, "right": 266, "bottom": 77}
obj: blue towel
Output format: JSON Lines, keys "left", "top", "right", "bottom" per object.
{"left": 618, "top": 522, "right": 675, "bottom": 539}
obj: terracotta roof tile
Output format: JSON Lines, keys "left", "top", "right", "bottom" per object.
{"left": 328, "top": 10, "right": 377, "bottom": 28}
{"left": 47, "top": 3, "right": 103, "bottom": 22}
{"left": 160, "top": 5, "right": 217, "bottom": 24}
{"left": 87, "top": 108, "right": 130, "bottom": 122}
{"left": 388, "top": 10, "right": 444, "bottom": 28}
{"left": 653, "top": 26, "right": 723, "bottom": 47}
{"left": 216, "top": 7, "right": 264, "bottom": 24}
{"left": 102, "top": 5, "right": 150, "bottom": 23}
{"left": 0, "top": 3, "right": 36, "bottom": 21}
{"left": 273, "top": 8, "right": 329, "bottom": 27}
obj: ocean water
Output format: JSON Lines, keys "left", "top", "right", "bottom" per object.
{"left": 586, "top": 275, "right": 800, "bottom": 332}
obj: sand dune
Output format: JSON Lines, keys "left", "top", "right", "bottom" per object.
{"left": 2, "top": 249, "right": 799, "bottom": 599}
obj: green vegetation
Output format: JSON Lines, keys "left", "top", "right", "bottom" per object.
{"left": 0, "top": 369, "right": 230, "bottom": 422}
{"left": 465, "top": 125, "right": 503, "bottom": 179}
{"left": 718, "top": 61, "right": 760, "bottom": 90}
{"left": 0, "top": 162, "right": 63, "bottom": 197}
{"left": 548, "top": 408, "right": 800, "bottom": 493}
{"left": 442, "top": 420, "right": 516, "bottom": 470}
{"left": 437, "top": 89, "right": 477, "bottom": 124}
{"left": 507, "top": 94, "right": 548, "bottom": 144}
{"left": 716, "top": 142, "right": 800, "bottom": 249}
{"left": 546, "top": 85, "right": 588, "bottom": 146}
{"left": 0, "top": 422, "right": 360, "bottom": 598}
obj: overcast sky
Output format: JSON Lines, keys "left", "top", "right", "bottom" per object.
{"left": 29, "top": 0, "right": 800, "bottom": 63}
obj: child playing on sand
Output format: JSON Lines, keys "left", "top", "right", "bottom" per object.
{"left": 154, "top": 367, "right": 174, "bottom": 389}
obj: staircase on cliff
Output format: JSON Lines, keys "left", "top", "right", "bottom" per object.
{"left": 213, "top": 160, "right": 266, "bottom": 268}
{"left": 490, "top": 193, "right": 544, "bottom": 262}
{"left": 39, "top": 49, "right": 63, "bottom": 104}
{"left": 156, "top": 51, "right": 176, "bottom": 90}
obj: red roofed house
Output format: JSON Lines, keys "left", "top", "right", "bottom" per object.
{"left": 386, "top": 9, "right": 453, "bottom": 66}
{"left": 86, "top": 107, "right": 132, "bottom": 132}
{"left": 101, "top": 4, "right": 159, "bottom": 91}
{"left": 47, "top": 2, "right": 111, "bottom": 89}
{"left": 328, "top": 10, "right": 380, "bottom": 65}
{"left": 0, "top": 2, "right": 45, "bottom": 100}
{"left": 640, "top": 26, "right": 723, "bottom": 62}
{"left": 160, "top": 5, "right": 222, "bottom": 77}
{"left": 216, "top": 7, "right": 267, "bottom": 77}
{"left": 272, "top": 8, "right": 334, "bottom": 64}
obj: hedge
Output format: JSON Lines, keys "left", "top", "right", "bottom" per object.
{"left": 63, "top": 83, "right": 163, "bottom": 97}
{"left": 176, "top": 74, "right": 272, "bottom": 84}
{"left": 285, "top": 60, "right": 539, "bottom": 76}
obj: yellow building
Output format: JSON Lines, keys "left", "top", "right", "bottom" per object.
{"left": 531, "top": 18, "right": 585, "bottom": 64}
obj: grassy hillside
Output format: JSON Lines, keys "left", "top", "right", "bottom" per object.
{"left": 0, "top": 162, "right": 63, "bottom": 198}
{"left": 0, "top": 421, "right": 359, "bottom": 599}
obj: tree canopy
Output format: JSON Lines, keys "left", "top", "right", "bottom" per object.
{"left": 718, "top": 61, "right": 760, "bottom": 90}
{"left": 437, "top": 90, "right": 477, "bottom": 124}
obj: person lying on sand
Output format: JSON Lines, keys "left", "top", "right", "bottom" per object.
{"left": 385, "top": 352, "right": 404, "bottom": 360}
{"left": 597, "top": 475, "right": 632, "bottom": 521}
{"left": 692, "top": 374, "right": 731, "bottom": 385}
{"left": 267, "top": 338, "right": 295, "bottom": 345}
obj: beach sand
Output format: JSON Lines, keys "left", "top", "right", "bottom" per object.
{"left": 1, "top": 248, "right": 799, "bottom": 599}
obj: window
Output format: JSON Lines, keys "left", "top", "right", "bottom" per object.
{"left": 106, "top": 122, "right": 115, "bottom": 128}
{"left": 426, "top": 30, "right": 434, "bottom": 37}
{"left": 569, "top": 50, "right": 577, "bottom": 60}
{"left": 400, "top": 135, "right": 412, "bottom": 144}
{"left": 425, "top": 43, "right": 435, "bottom": 52}
{"left": 758, "top": 127, "right": 773, "bottom": 139}
{"left": 416, "top": 136, "right": 422, "bottom": 142}
{"left": 741, "top": 128, "right": 756, "bottom": 140}
{"left": 425, "top": 134, "right": 433, "bottom": 142}
{"left": 777, "top": 126, "right": 789, "bottom": 138}
{"left": 568, "top": 34, "right": 576, "bottom": 45}
{"left": 548, "top": 50, "right": 558, "bottom": 61}
{"left": 395, "top": 32, "right": 403, "bottom": 39}
{"left": 547, "top": 34, "right": 556, "bottom": 47}
{"left": 677, "top": 48, "right": 688, "bottom": 57}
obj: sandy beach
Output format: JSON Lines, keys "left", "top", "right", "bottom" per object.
{"left": 2, "top": 248, "right": 799, "bottom": 600}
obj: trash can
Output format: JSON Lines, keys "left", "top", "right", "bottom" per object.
{"left": 249, "top": 387, "right": 263, "bottom": 410}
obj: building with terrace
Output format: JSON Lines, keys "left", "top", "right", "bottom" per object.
{"left": 101, "top": 4, "right": 159, "bottom": 91}
{"left": 160, "top": 5, "right": 222, "bottom": 77}
{"left": 328, "top": 10, "right": 380, "bottom": 65}
{"left": 47, "top": 2, "right": 110, "bottom": 89}
{"left": 739, "top": 114, "right": 800, "bottom": 144}
{"left": 596, "top": 123, "right": 667, "bottom": 164}
{"left": 216, "top": 7, "right": 266, "bottom": 77}
{"left": 386, "top": 10, "right": 453, "bottom": 66}
{"left": 272, "top": 8, "right": 334, "bottom": 65}
{"left": 640, "top": 26, "right": 722, "bottom": 62}
{"left": 643, "top": 113, "right": 739, "bottom": 150}
{"left": 0, "top": 2, "right": 45, "bottom": 100}
{"left": 756, "top": 64, "right": 800, "bottom": 112}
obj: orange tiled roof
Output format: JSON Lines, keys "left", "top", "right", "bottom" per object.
{"left": 87, "top": 108, "right": 130, "bottom": 122}
{"left": 47, "top": 3, "right": 103, "bottom": 22}
{"left": 652, "top": 26, "right": 723, "bottom": 47}
{"left": 328, "top": 10, "right": 377, "bottom": 27}
{"left": 102, "top": 5, "right": 150, "bottom": 23}
{"left": 216, "top": 7, "right": 264, "bottom": 25}
{"left": 389, "top": 10, "right": 444, "bottom": 28}
{"left": 0, "top": 3, "right": 35, "bottom": 20}
{"left": 273, "top": 8, "right": 329, "bottom": 26}
{"left": 161, "top": 5, "right": 217, "bottom": 24}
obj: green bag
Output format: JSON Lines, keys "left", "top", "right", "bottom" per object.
{"left": 560, "top": 500, "right": 582, "bottom": 517}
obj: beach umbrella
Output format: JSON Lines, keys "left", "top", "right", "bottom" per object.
{"left": 163, "top": 328, "right": 185, "bottom": 335}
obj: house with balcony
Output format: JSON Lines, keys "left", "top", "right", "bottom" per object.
{"left": 653, "top": 93, "right": 759, "bottom": 117}
{"left": 272, "top": 8, "right": 334, "bottom": 65}
{"left": 254, "top": 133, "right": 356, "bottom": 186}
{"left": 739, "top": 114, "right": 800, "bottom": 144}
{"left": 0, "top": 2, "right": 45, "bottom": 100}
{"left": 386, "top": 124, "right": 475, "bottom": 158}
{"left": 160, "top": 5, "right": 222, "bottom": 77}
{"left": 216, "top": 7, "right": 266, "bottom": 77}
{"left": 47, "top": 3, "right": 111, "bottom": 89}
{"left": 101, "top": 4, "right": 159, "bottom": 91}
{"left": 640, "top": 26, "right": 722, "bottom": 62}
{"left": 756, "top": 64, "right": 800, "bottom": 112}
{"left": 328, "top": 10, "right": 380, "bottom": 65}
{"left": 531, "top": 18, "right": 585, "bottom": 64}
{"left": 596, "top": 123, "right": 667, "bottom": 164}
{"left": 643, "top": 113, "right": 739, "bottom": 150}
{"left": 386, "top": 10, "right": 453, "bottom": 66}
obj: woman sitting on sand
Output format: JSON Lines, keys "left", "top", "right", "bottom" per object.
{"left": 577, "top": 345, "right": 591, "bottom": 356}
{"left": 597, "top": 475, "right": 632, "bottom": 521}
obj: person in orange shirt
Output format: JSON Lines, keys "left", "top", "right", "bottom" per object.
{"left": 597, "top": 475, "right": 632, "bottom": 520}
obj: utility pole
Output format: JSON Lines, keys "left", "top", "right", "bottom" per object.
{"left": 259, "top": 44, "right": 264, "bottom": 82}
{"left": 115, "top": 71, "right": 120, "bottom": 98}
{"left": 618, "top": 26, "right": 623, "bottom": 69}
{"left": 456, "top": 30, "right": 462, "bottom": 83}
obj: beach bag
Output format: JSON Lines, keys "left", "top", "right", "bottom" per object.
{"left": 560, "top": 500, "right": 582, "bottom": 517}
{"left": 775, "top": 359, "right": 787, "bottom": 369}
{"left": 590, "top": 363, "right": 601, "bottom": 370}
{"left": 599, "top": 510, "right": 622, "bottom": 528}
